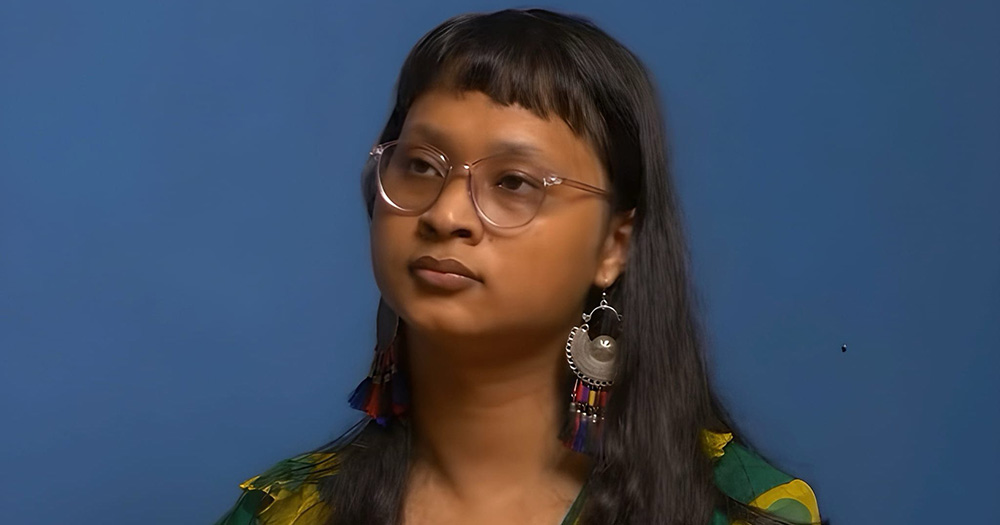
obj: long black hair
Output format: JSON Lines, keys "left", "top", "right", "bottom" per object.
{"left": 319, "top": 8, "right": 808, "bottom": 525}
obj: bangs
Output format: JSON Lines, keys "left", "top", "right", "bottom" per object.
{"left": 393, "top": 10, "right": 611, "bottom": 162}
{"left": 364, "top": 9, "right": 643, "bottom": 216}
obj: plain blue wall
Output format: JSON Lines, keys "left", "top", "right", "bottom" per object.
{"left": 1, "top": 1, "right": 997, "bottom": 523}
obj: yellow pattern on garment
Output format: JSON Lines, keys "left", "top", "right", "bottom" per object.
{"left": 731, "top": 479, "right": 821, "bottom": 525}
{"left": 238, "top": 452, "right": 337, "bottom": 525}
{"left": 747, "top": 479, "right": 821, "bottom": 524}
{"left": 701, "top": 429, "right": 734, "bottom": 459}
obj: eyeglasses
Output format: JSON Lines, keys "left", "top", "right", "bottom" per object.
{"left": 370, "top": 139, "right": 611, "bottom": 228}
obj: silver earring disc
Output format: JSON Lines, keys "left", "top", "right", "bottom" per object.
{"left": 568, "top": 327, "right": 617, "bottom": 385}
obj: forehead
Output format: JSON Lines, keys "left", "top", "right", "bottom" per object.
{"left": 399, "top": 89, "right": 606, "bottom": 184}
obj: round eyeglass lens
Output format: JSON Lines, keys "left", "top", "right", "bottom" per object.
{"left": 378, "top": 142, "right": 448, "bottom": 212}
{"left": 471, "top": 156, "right": 547, "bottom": 227}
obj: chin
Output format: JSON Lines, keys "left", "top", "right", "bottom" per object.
{"left": 399, "top": 302, "right": 481, "bottom": 335}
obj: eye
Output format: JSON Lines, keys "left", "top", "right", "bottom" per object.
{"left": 406, "top": 156, "right": 443, "bottom": 177}
{"left": 498, "top": 174, "right": 527, "bottom": 191}
{"left": 495, "top": 172, "right": 543, "bottom": 193}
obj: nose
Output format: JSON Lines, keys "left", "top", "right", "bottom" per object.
{"left": 417, "top": 165, "right": 484, "bottom": 241}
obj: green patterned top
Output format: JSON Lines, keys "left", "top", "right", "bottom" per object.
{"left": 214, "top": 427, "right": 820, "bottom": 525}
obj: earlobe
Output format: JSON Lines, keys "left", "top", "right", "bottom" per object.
{"left": 594, "top": 208, "right": 635, "bottom": 287}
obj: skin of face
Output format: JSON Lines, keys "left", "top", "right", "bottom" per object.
{"left": 369, "top": 87, "right": 632, "bottom": 364}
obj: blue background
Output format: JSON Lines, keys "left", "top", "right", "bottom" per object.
{"left": 1, "top": 1, "right": 997, "bottom": 523}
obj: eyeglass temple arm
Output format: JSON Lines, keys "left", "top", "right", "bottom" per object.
{"left": 547, "top": 176, "right": 613, "bottom": 198}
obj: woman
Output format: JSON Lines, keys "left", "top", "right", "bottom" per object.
{"left": 215, "top": 8, "right": 822, "bottom": 525}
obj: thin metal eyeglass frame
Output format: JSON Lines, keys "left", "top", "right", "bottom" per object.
{"left": 369, "top": 139, "right": 612, "bottom": 229}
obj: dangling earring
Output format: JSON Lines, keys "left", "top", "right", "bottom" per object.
{"left": 348, "top": 297, "right": 409, "bottom": 425}
{"left": 562, "top": 287, "right": 622, "bottom": 453}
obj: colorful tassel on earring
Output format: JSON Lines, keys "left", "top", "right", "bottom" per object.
{"left": 563, "top": 378, "right": 610, "bottom": 453}
{"left": 348, "top": 339, "right": 407, "bottom": 426}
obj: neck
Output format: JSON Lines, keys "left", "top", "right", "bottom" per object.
{"left": 403, "top": 324, "right": 591, "bottom": 502}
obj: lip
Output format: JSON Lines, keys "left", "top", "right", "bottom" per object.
{"left": 408, "top": 255, "right": 482, "bottom": 291}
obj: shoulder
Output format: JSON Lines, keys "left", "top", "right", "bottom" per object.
{"left": 212, "top": 419, "right": 373, "bottom": 525}
{"left": 702, "top": 430, "right": 821, "bottom": 525}
{"left": 213, "top": 449, "right": 340, "bottom": 525}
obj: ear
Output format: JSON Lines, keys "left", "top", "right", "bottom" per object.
{"left": 593, "top": 208, "right": 635, "bottom": 288}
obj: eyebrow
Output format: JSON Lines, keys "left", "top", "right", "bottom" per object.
{"left": 405, "top": 122, "right": 547, "bottom": 159}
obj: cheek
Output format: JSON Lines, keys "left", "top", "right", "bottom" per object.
{"left": 369, "top": 206, "right": 410, "bottom": 308}
{"left": 495, "top": 212, "right": 603, "bottom": 322}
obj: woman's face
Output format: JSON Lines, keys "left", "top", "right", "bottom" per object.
{"left": 370, "top": 88, "right": 631, "bottom": 347}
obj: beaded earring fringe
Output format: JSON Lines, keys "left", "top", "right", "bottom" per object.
{"left": 563, "top": 377, "right": 610, "bottom": 453}
{"left": 348, "top": 339, "right": 409, "bottom": 426}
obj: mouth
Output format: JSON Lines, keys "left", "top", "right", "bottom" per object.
{"left": 408, "top": 255, "right": 482, "bottom": 291}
